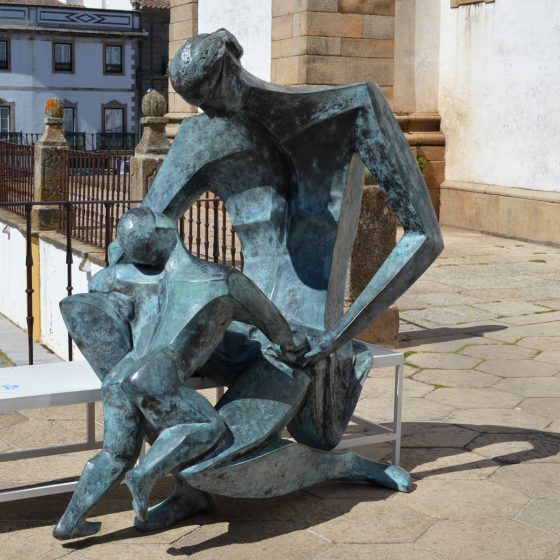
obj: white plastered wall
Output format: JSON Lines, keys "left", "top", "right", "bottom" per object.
{"left": 198, "top": 0, "right": 272, "bottom": 81}
{"left": 0, "top": 219, "right": 28, "bottom": 330}
{"left": 0, "top": 218, "right": 105, "bottom": 360}
{"left": 438, "top": 0, "right": 560, "bottom": 193}
{"left": 40, "top": 240, "right": 103, "bottom": 359}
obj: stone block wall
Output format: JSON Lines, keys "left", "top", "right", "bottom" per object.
{"left": 272, "top": 0, "right": 395, "bottom": 105}
{"left": 397, "top": 113, "right": 445, "bottom": 217}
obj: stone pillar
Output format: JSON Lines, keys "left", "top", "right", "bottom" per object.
{"left": 166, "top": 0, "right": 198, "bottom": 139}
{"left": 32, "top": 98, "right": 68, "bottom": 230}
{"left": 272, "top": 0, "right": 395, "bottom": 105}
{"left": 345, "top": 180, "right": 399, "bottom": 347}
{"left": 131, "top": 90, "right": 170, "bottom": 201}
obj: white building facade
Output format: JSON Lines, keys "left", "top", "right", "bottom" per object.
{"left": 0, "top": 2, "right": 143, "bottom": 147}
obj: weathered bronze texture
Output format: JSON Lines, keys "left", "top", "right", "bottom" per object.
{"left": 53, "top": 28, "right": 443, "bottom": 541}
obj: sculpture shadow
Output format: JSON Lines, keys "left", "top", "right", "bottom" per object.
{"left": 49, "top": 422, "right": 560, "bottom": 553}
{"left": 399, "top": 323, "right": 508, "bottom": 346}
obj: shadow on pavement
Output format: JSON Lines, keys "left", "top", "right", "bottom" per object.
{"left": 7, "top": 421, "right": 549, "bottom": 553}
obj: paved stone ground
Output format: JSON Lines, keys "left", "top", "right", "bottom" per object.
{"left": 1, "top": 227, "right": 560, "bottom": 560}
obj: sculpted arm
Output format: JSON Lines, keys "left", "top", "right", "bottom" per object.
{"left": 108, "top": 115, "right": 254, "bottom": 265}
{"left": 308, "top": 83, "right": 443, "bottom": 361}
{"left": 227, "top": 270, "right": 306, "bottom": 356}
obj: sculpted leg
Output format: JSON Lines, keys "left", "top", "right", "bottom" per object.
{"left": 59, "top": 293, "right": 133, "bottom": 381}
{"left": 131, "top": 354, "right": 310, "bottom": 530}
{"left": 184, "top": 440, "right": 411, "bottom": 498}
{"left": 122, "top": 353, "right": 227, "bottom": 522}
{"left": 53, "top": 386, "right": 143, "bottom": 540}
{"left": 134, "top": 475, "right": 215, "bottom": 532}
{"left": 287, "top": 341, "right": 372, "bottom": 450}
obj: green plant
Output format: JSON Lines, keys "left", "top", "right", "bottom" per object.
{"left": 416, "top": 155, "right": 427, "bottom": 173}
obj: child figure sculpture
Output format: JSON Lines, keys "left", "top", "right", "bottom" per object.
{"left": 54, "top": 207, "right": 307, "bottom": 539}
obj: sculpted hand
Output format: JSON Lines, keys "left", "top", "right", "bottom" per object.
{"left": 275, "top": 330, "right": 310, "bottom": 367}
{"left": 302, "top": 338, "right": 333, "bottom": 366}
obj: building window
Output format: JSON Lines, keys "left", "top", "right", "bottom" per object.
{"left": 63, "top": 107, "right": 75, "bottom": 133}
{"left": 104, "top": 45, "right": 123, "bottom": 74}
{"left": 0, "top": 106, "right": 11, "bottom": 133}
{"left": 0, "top": 40, "right": 9, "bottom": 71}
{"left": 103, "top": 107, "right": 124, "bottom": 133}
{"left": 53, "top": 42, "right": 73, "bottom": 73}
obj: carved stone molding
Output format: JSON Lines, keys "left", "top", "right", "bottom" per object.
{"left": 451, "top": 0, "right": 494, "bottom": 7}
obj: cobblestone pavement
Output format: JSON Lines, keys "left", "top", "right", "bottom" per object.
{"left": 1, "top": 227, "right": 560, "bottom": 560}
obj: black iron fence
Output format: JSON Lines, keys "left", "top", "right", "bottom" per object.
{"left": 182, "top": 193, "right": 243, "bottom": 270}
{"left": 94, "top": 133, "right": 137, "bottom": 152}
{"left": 0, "top": 200, "right": 140, "bottom": 365}
{"left": 0, "top": 132, "right": 137, "bottom": 153}
{"left": 59, "top": 149, "right": 132, "bottom": 249}
{"left": 0, "top": 141, "right": 34, "bottom": 217}
{"left": 0, "top": 132, "right": 41, "bottom": 146}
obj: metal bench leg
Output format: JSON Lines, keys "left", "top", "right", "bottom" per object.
{"left": 86, "top": 402, "right": 96, "bottom": 444}
{"left": 392, "top": 361, "right": 404, "bottom": 466}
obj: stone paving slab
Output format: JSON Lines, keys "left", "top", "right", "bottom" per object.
{"left": 1, "top": 227, "right": 560, "bottom": 559}
{"left": 0, "top": 313, "right": 61, "bottom": 367}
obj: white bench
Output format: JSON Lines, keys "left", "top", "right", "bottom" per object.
{"left": 0, "top": 343, "right": 403, "bottom": 502}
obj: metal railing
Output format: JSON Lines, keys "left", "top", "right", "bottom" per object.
{"left": 181, "top": 193, "right": 244, "bottom": 270}
{"left": 59, "top": 149, "right": 132, "bottom": 249}
{"left": 0, "top": 141, "right": 34, "bottom": 217}
{"left": 0, "top": 132, "right": 137, "bottom": 153}
{"left": 94, "top": 133, "right": 137, "bottom": 152}
{"left": 0, "top": 200, "right": 139, "bottom": 365}
{"left": 0, "top": 132, "right": 40, "bottom": 146}
{"left": 65, "top": 132, "right": 86, "bottom": 150}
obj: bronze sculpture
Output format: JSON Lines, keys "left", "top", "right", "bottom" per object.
{"left": 54, "top": 28, "right": 443, "bottom": 540}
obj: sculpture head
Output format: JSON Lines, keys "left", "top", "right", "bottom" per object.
{"left": 169, "top": 29, "right": 247, "bottom": 117}
{"left": 117, "top": 208, "right": 178, "bottom": 267}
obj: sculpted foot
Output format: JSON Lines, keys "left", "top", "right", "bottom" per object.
{"left": 342, "top": 453, "right": 412, "bottom": 493}
{"left": 373, "top": 464, "right": 412, "bottom": 493}
{"left": 125, "top": 469, "right": 152, "bottom": 522}
{"left": 134, "top": 478, "right": 215, "bottom": 532}
{"left": 53, "top": 519, "right": 102, "bottom": 540}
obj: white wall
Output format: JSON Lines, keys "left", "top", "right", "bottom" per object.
{"left": 1, "top": 37, "right": 136, "bottom": 133}
{"left": 394, "top": 0, "right": 441, "bottom": 114}
{"left": 40, "top": 240, "right": 103, "bottom": 359}
{"left": 438, "top": 0, "right": 560, "bottom": 193}
{"left": 198, "top": 0, "right": 272, "bottom": 81}
{"left": 0, "top": 218, "right": 28, "bottom": 330}
{"left": 64, "top": 0, "right": 133, "bottom": 10}
{"left": 0, "top": 216, "right": 106, "bottom": 359}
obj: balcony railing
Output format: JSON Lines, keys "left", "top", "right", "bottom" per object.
{"left": 0, "top": 131, "right": 137, "bottom": 153}
{"left": 0, "top": 132, "right": 40, "bottom": 146}
{"left": 94, "top": 133, "right": 137, "bottom": 152}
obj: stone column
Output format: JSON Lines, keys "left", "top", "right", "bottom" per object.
{"left": 131, "top": 90, "right": 170, "bottom": 201}
{"left": 272, "top": 0, "right": 395, "bottom": 105}
{"left": 32, "top": 98, "right": 68, "bottom": 231}
{"left": 166, "top": 0, "right": 198, "bottom": 139}
{"left": 345, "top": 180, "right": 399, "bottom": 347}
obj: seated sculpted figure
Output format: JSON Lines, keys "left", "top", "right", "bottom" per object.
{"left": 55, "top": 28, "right": 443, "bottom": 538}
